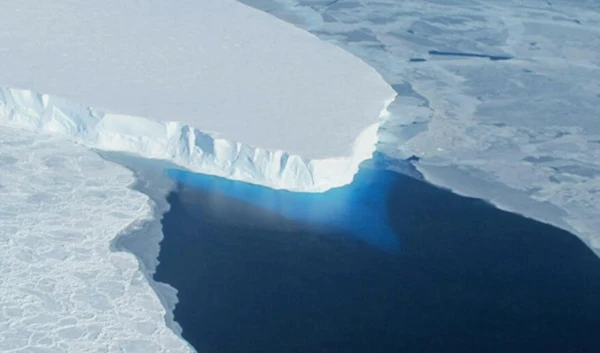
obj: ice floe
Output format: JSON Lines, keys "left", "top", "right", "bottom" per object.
{"left": 0, "top": 128, "right": 193, "bottom": 352}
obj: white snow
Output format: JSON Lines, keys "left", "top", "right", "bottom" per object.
{"left": 242, "top": 0, "right": 600, "bottom": 254}
{"left": 0, "top": 127, "right": 194, "bottom": 353}
{"left": 0, "top": 0, "right": 395, "bottom": 192}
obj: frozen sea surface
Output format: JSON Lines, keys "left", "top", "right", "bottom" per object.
{"left": 240, "top": 0, "right": 600, "bottom": 254}
{"left": 0, "top": 128, "right": 193, "bottom": 353}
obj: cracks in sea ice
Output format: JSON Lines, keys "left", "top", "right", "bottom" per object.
{"left": 0, "top": 129, "right": 193, "bottom": 353}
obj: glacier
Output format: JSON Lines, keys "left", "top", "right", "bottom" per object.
{"left": 241, "top": 0, "right": 600, "bottom": 255}
{"left": 0, "top": 0, "right": 395, "bottom": 192}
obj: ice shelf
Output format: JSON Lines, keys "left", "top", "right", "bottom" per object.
{"left": 0, "top": 0, "right": 395, "bottom": 192}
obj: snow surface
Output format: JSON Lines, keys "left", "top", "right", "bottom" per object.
{"left": 0, "top": 0, "right": 395, "bottom": 191}
{"left": 0, "top": 127, "right": 194, "bottom": 353}
{"left": 241, "top": 0, "right": 600, "bottom": 254}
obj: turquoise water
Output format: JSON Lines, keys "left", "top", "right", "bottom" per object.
{"left": 167, "top": 167, "right": 400, "bottom": 251}
{"left": 157, "top": 167, "right": 600, "bottom": 353}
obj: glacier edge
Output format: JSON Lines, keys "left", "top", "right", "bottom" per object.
{"left": 0, "top": 87, "right": 395, "bottom": 192}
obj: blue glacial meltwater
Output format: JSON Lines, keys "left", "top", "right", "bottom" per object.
{"left": 166, "top": 166, "right": 400, "bottom": 251}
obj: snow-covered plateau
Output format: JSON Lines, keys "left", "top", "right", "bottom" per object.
{"left": 0, "top": 0, "right": 395, "bottom": 192}
{"left": 242, "top": 0, "right": 600, "bottom": 254}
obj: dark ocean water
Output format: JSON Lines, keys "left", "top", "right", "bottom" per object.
{"left": 154, "top": 167, "right": 600, "bottom": 353}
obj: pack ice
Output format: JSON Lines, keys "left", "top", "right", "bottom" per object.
{"left": 0, "top": 0, "right": 395, "bottom": 192}
{"left": 248, "top": 0, "right": 600, "bottom": 255}
{"left": 0, "top": 127, "right": 195, "bottom": 353}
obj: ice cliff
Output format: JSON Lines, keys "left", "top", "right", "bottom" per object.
{"left": 0, "top": 0, "right": 395, "bottom": 192}
{"left": 0, "top": 87, "right": 392, "bottom": 192}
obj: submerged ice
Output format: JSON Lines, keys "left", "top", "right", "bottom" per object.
{"left": 168, "top": 166, "right": 400, "bottom": 251}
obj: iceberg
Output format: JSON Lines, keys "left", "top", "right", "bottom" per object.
{"left": 0, "top": 0, "right": 395, "bottom": 192}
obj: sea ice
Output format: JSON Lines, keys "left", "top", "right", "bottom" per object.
{"left": 0, "top": 0, "right": 395, "bottom": 192}
{"left": 0, "top": 128, "right": 193, "bottom": 353}
{"left": 241, "top": 0, "right": 600, "bottom": 254}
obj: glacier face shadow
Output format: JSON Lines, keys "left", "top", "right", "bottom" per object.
{"left": 166, "top": 166, "right": 400, "bottom": 251}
